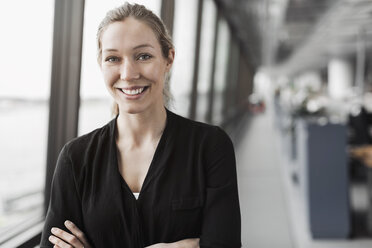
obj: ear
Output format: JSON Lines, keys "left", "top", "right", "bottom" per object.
{"left": 165, "top": 48, "right": 175, "bottom": 71}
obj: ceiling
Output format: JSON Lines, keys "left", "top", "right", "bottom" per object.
{"left": 217, "top": 0, "right": 372, "bottom": 77}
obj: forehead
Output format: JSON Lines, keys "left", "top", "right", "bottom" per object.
{"left": 101, "top": 17, "right": 160, "bottom": 50}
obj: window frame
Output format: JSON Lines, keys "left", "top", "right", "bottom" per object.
{"left": 0, "top": 0, "right": 85, "bottom": 246}
{"left": 0, "top": 0, "right": 253, "bottom": 246}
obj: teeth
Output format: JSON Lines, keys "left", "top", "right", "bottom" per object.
{"left": 122, "top": 87, "right": 145, "bottom": 95}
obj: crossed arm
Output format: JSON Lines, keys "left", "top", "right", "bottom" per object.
{"left": 45, "top": 128, "right": 240, "bottom": 248}
{"left": 48, "top": 220, "right": 200, "bottom": 248}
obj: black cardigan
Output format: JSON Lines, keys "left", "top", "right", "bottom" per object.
{"left": 40, "top": 109, "right": 241, "bottom": 247}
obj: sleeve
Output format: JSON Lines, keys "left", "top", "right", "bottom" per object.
{"left": 199, "top": 127, "right": 242, "bottom": 248}
{"left": 40, "top": 144, "right": 85, "bottom": 247}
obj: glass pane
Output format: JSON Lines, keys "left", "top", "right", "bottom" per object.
{"left": 79, "top": 0, "right": 161, "bottom": 135}
{"left": 224, "top": 39, "right": 240, "bottom": 117}
{"left": 195, "top": 0, "right": 217, "bottom": 122}
{"left": 170, "top": 0, "right": 198, "bottom": 117}
{"left": 212, "top": 17, "right": 231, "bottom": 124}
{"left": 0, "top": 0, "right": 53, "bottom": 235}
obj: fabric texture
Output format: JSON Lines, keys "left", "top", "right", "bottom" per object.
{"left": 40, "top": 109, "right": 241, "bottom": 248}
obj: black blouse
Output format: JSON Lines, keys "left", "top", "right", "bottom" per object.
{"left": 40, "top": 109, "right": 241, "bottom": 248}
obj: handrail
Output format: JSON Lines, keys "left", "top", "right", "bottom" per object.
{"left": 0, "top": 214, "right": 43, "bottom": 248}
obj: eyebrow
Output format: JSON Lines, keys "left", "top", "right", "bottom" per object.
{"left": 103, "top": 44, "right": 154, "bottom": 53}
{"left": 133, "top": 44, "right": 154, "bottom": 50}
{"left": 103, "top": 48, "right": 118, "bottom": 52}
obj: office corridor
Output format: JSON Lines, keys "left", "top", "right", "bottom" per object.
{"left": 235, "top": 105, "right": 372, "bottom": 248}
{"left": 235, "top": 109, "right": 293, "bottom": 248}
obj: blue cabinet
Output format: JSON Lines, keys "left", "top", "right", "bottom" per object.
{"left": 296, "top": 119, "right": 350, "bottom": 238}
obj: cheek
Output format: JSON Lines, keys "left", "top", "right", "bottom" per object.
{"left": 102, "top": 67, "right": 118, "bottom": 84}
{"left": 143, "top": 64, "right": 167, "bottom": 83}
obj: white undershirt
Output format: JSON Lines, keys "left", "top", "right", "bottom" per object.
{"left": 133, "top": 192, "right": 140, "bottom": 200}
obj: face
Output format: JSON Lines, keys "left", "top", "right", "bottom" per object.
{"left": 100, "top": 17, "right": 174, "bottom": 115}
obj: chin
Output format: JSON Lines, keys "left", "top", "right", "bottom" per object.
{"left": 119, "top": 104, "right": 148, "bottom": 115}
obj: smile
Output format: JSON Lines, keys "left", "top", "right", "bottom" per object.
{"left": 119, "top": 86, "right": 149, "bottom": 96}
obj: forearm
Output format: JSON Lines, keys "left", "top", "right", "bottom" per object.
{"left": 171, "top": 238, "right": 199, "bottom": 248}
{"left": 145, "top": 238, "right": 199, "bottom": 248}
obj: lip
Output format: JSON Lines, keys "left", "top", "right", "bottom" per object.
{"left": 120, "top": 85, "right": 148, "bottom": 90}
{"left": 116, "top": 86, "right": 149, "bottom": 100}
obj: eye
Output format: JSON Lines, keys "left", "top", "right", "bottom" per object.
{"left": 105, "top": 56, "right": 120, "bottom": 63}
{"left": 137, "top": 53, "right": 152, "bottom": 61}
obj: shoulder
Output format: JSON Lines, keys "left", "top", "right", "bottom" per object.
{"left": 62, "top": 118, "right": 115, "bottom": 162}
{"left": 168, "top": 109, "right": 218, "bottom": 133}
{"left": 53, "top": 118, "right": 115, "bottom": 189}
{"left": 167, "top": 109, "right": 232, "bottom": 146}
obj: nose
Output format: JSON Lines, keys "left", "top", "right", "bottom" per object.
{"left": 120, "top": 60, "right": 140, "bottom": 81}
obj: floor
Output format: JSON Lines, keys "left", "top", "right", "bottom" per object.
{"left": 234, "top": 106, "right": 372, "bottom": 248}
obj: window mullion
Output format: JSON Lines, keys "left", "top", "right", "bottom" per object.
{"left": 44, "top": 0, "right": 85, "bottom": 215}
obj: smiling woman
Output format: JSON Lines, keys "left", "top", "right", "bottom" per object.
{"left": 78, "top": 0, "right": 162, "bottom": 136}
{"left": 40, "top": 2, "right": 241, "bottom": 248}
{"left": 99, "top": 18, "right": 174, "bottom": 115}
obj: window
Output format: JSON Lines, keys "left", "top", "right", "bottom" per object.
{"left": 212, "top": 17, "right": 231, "bottom": 124}
{"left": 79, "top": 0, "right": 161, "bottom": 135}
{"left": 195, "top": 0, "right": 217, "bottom": 122}
{"left": 224, "top": 38, "right": 240, "bottom": 119}
{"left": 170, "top": 0, "right": 199, "bottom": 117}
{"left": 0, "top": 0, "right": 54, "bottom": 240}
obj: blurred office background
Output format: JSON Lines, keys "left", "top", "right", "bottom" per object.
{"left": 2, "top": 0, "right": 372, "bottom": 247}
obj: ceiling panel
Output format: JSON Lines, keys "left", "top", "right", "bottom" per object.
{"left": 216, "top": 0, "right": 372, "bottom": 75}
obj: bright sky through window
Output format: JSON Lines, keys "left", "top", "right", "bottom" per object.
{"left": 0, "top": 0, "right": 53, "bottom": 99}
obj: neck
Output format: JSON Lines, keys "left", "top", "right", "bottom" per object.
{"left": 116, "top": 106, "right": 167, "bottom": 148}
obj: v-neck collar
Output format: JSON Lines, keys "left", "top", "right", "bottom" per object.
{"left": 109, "top": 108, "right": 173, "bottom": 201}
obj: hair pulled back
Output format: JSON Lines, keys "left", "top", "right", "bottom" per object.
{"left": 97, "top": 2, "right": 174, "bottom": 114}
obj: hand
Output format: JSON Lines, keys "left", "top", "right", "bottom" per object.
{"left": 173, "top": 238, "right": 199, "bottom": 248}
{"left": 49, "top": 220, "right": 92, "bottom": 248}
{"left": 145, "top": 243, "right": 170, "bottom": 248}
{"left": 145, "top": 238, "right": 200, "bottom": 248}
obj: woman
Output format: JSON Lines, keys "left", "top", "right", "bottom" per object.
{"left": 40, "top": 3, "right": 241, "bottom": 248}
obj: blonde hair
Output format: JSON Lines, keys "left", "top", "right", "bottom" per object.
{"left": 97, "top": 2, "right": 174, "bottom": 115}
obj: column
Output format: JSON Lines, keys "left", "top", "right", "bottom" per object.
{"left": 328, "top": 58, "right": 353, "bottom": 100}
